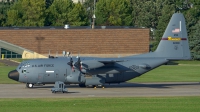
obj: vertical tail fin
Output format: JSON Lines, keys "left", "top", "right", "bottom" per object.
{"left": 155, "top": 13, "right": 191, "bottom": 60}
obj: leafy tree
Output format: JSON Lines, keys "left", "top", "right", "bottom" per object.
{"left": 45, "top": 0, "right": 54, "bottom": 9}
{"left": 83, "top": 0, "right": 96, "bottom": 25}
{"left": 189, "top": 20, "right": 200, "bottom": 60}
{"left": 46, "top": 0, "right": 74, "bottom": 26}
{"left": 152, "top": 0, "right": 175, "bottom": 51}
{"left": 95, "top": 0, "right": 107, "bottom": 25}
{"left": 0, "top": 0, "right": 13, "bottom": 26}
{"left": 6, "top": 0, "right": 46, "bottom": 26}
{"left": 96, "top": 0, "right": 132, "bottom": 26}
{"left": 183, "top": 1, "right": 200, "bottom": 40}
{"left": 22, "top": 0, "right": 46, "bottom": 26}
{"left": 6, "top": 9, "right": 20, "bottom": 26}
{"left": 179, "top": 0, "right": 200, "bottom": 59}
{"left": 131, "top": 0, "right": 162, "bottom": 28}
{"left": 68, "top": 2, "right": 88, "bottom": 26}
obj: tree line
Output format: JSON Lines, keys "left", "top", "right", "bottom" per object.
{"left": 0, "top": 0, "right": 200, "bottom": 60}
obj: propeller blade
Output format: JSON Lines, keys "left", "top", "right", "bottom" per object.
{"left": 67, "top": 57, "right": 74, "bottom": 71}
{"left": 67, "top": 56, "right": 83, "bottom": 73}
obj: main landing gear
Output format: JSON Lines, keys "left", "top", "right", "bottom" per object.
{"left": 79, "top": 83, "right": 105, "bottom": 88}
{"left": 26, "top": 83, "right": 34, "bottom": 88}
{"left": 93, "top": 85, "right": 105, "bottom": 89}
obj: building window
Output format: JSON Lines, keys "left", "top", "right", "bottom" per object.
{"left": 0, "top": 48, "right": 22, "bottom": 58}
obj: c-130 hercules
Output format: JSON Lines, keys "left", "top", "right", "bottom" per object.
{"left": 8, "top": 13, "right": 191, "bottom": 88}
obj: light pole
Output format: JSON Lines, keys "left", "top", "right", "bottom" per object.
{"left": 92, "top": 14, "right": 96, "bottom": 29}
{"left": 92, "top": 0, "right": 96, "bottom": 29}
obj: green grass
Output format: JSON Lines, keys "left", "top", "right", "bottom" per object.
{"left": 172, "top": 60, "right": 200, "bottom": 65}
{"left": 11, "top": 58, "right": 29, "bottom": 62}
{"left": 0, "top": 66, "right": 19, "bottom": 84}
{"left": 129, "top": 65, "right": 200, "bottom": 82}
{"left": 0, "top": 97, "right": 200, "bottom": 112}
{"left": 0, "top": 62, "right": 6, "bottom": 66}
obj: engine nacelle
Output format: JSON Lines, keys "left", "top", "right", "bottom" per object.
{"left": 66, "top": 73, "right": 85, "bottom": 83}
{"left": 85, "top": 77, "right": 105, "bottom": 86}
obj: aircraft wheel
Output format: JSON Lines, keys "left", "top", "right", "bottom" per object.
{"left": 28, "top": 83, "right": 33, "bottom": 88}
{"left": 26, "top": 83, "right": 33, "bottom": 88}
{"left": 93, "top": 85, "right": 97, "bottom": 88}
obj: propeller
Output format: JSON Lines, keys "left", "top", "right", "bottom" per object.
{"left": 67, "top": 56, "right": 74, "bottom": 71}
{"left": 74, "top": 56, "right": 82, "bottom": 71}
{"left": 67, "top": 56, "right": 83, "bottom": 73}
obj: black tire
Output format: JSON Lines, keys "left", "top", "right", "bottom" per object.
{"left": 26, "top": 83, "right": 34, "bottom": 88}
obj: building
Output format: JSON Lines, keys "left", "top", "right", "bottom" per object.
{"left": 0, "top": 26, "right": 149, "bottom": 59}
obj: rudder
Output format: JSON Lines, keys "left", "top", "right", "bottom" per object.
{"left": 155, "top": 13, "right": 191, "bottom": 60}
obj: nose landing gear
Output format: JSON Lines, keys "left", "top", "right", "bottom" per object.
{"left": 26, "top": 83, "right": 34, "bottom": 88}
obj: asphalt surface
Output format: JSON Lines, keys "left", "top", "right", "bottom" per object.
{"left": 0, "top": 82, "right": 200, "bottom": 98}
{"left": 0, "top": 59, "right": 19, "bottom": 66}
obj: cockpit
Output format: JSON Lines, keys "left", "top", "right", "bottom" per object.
{"left": 18, "top": 61, "right": 31, "bottom": 74}
{"left": 18, "top": 61, "right": 31, "bottom": 70}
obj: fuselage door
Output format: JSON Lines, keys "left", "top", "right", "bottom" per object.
{"left": 38, "top": 73, "right": 44, "bottom": 83}
{"left": 55, "top": 70, "right": 59, "bottom": 78}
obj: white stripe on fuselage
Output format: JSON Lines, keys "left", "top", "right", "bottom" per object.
{"left": 46, "top": 71, "right": 54, "bottom": 73}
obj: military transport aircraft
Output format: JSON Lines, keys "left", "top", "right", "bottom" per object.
{"left": 8, "top": 13, "right": 191, "bottom": 88}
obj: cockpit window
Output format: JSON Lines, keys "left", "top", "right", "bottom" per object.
{"left": 19, "top": 62, "right": 30, "bottom": 68}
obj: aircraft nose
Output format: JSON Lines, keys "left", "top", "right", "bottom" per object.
{"left": 8, "top": 70, "right": 19, "bottom": 81}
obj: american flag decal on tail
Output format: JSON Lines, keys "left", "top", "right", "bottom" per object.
{"left": 172, "top": 28, "right": 180, "bottom": 33}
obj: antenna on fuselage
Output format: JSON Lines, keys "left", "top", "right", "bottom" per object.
{"left": 56, "top": 51, "right": 58, "bottom": 57}
{"left": 63, "top": 51, "right": 67, "bottom": 57}
{"left": 48, "top": 50, "right": 54, "bottom": 58}
{"left": 66, "top": 51, "right": 70, "bottom": 57}
{"left": 48, "top": 50, "right": 51, "bottom": 58}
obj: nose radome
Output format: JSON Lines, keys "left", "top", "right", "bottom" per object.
{"left": 8, "top": 70, "right": 19, "bottom": 81}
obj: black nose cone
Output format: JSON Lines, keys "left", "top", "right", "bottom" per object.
{"left": 8, "top": 70, "right": 19, "bottom": 81}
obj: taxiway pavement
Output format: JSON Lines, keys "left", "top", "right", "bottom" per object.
{"left": 0, "top": 82, "right": 200, "bottom": 98}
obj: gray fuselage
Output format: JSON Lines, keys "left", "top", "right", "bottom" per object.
{"left": 13, "top": 56, "right": 168, "bottom": 86}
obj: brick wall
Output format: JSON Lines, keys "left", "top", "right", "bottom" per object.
{"left": 0, "top": 29, "right": 149, "bottom": 56}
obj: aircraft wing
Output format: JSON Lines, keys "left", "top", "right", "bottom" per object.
{"left": 81, "top": 60, "right": 124, "bottom": 69}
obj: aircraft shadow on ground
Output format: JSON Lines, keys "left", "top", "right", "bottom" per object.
{"left": 51, "top": 92, "right": 80, "bottom": 94}
{"left": 165, "top": 61, "right": 179, "bottom": 65}
{"left": 30, "top": 82, "right": 200, "bottom": 89}
{"left": 105, "top": 82, "right": 200, "bottom": 89}
{"left": 32, "top": 85, "right": 82, "bottom": 89}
